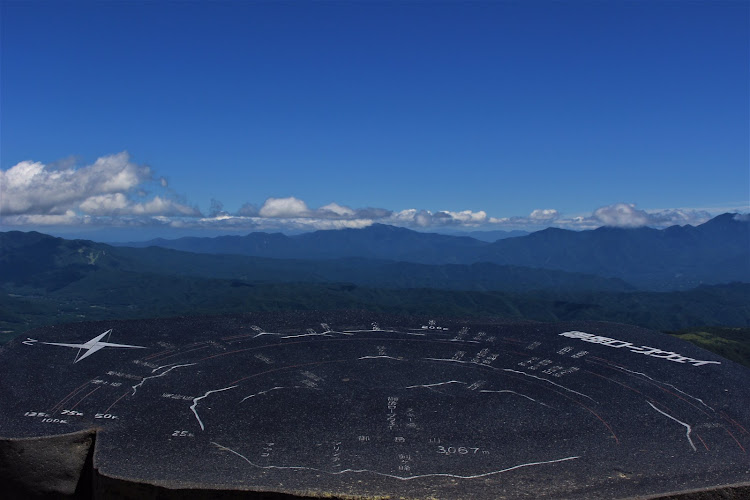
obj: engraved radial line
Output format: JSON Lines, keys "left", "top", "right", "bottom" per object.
{"left": 152, "top": 345, "right": 210, "bottom": 362}
{"left": 211, "top": 442, "right": 579, "bottom": 481}
{"left": 104, "top": 390, "right": 130, "bottom": 414}
{"left": 615, "top": 365, "right": 715, "bottom": 412}
{"left": 721, "top": 426, "right": 746, "bottom": 453}
{"left": 240, "top": 386, "right": 285, "bottom": 403}
{"left": 190, "top": 386, "right": 238, "bottom": 431}
{"left": 479, "top": 389, "right": 552, "bottom": 408}
{"left": 198, "top": 338, "right": 461, "bottom": 363}
{"left": 227, "top": 359, "right": 348, "bottom": 386}
{"left": 50, "top": 381, "right": 92, "bottom": 412}
{"left": 720, "top": 411, "right": 750, "bottom": 435}
{"left": 131, "top": 363, "right": 196, "bottom": 395}
{"left": 252, "top": 332, "right": 278, "bottom": 338}
{"left": 695, "top": 433, "right": 710, "bottom": 451}
{"left": 70, "top": 386, "right": 101, "bottom": 410}
{"left": 423, "top": 357, "right": 472, "bottom": 364}
{"left": 500, "top": 368, "right": 595, "bottom": 401}
{"left": 423, "top": 358, "right": 595, "bottom": 402}
{"left": 280, "top": 333, "right": 331, "bottom": 339}
{"left": 405, "top": 381, "right": 467, "bottom": 389}
{"left": 647, "top": 401, "right": 697, "bottom": 451}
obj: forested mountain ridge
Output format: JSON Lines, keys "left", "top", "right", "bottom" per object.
{"left": 478, "top": 213, "right": 749, "bottom": 289}
{"left": 117, "top": 213, "right": 749, "bottom": 290}
{"left": 1, "top": 225, "right": 748, "bottom": 345}
{"left": 0, "top": 231, "right": 632, "bottom": 293}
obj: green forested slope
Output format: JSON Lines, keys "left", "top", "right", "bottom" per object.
{"left": 2, "top": 269, "right": 748, "bottom": 345}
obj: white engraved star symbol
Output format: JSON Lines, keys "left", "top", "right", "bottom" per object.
{"left": 42, "top": 329, "right": 147, "bottom": 363}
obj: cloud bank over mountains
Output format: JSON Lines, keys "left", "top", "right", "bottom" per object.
{"left": 0, "top": 152, "right": 736, "bottom": 233}
{"left": 1, "top": 152, "right": 199, "bottom": 224}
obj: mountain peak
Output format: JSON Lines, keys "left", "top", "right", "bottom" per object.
{"left": 701, "top": 212, "right": 745, "bottom": 226}
{"left": 365, "top": 223, "right": 413, "bottom": 233}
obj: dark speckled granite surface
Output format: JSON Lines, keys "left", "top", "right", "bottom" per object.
{"left": 1, "top": 312, "right": 748, "bottom": 499}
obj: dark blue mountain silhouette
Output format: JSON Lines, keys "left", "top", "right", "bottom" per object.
{"left": 118, "top": 214, "right": 749, "bottom": 290}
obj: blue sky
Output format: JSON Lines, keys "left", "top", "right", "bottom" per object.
{"left": 1, "top": 1, "right": 748, "bottom": 239}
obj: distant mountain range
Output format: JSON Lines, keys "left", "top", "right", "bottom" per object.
{"left": 117, "top": 213, "right": 749, "bottom": 290}
{"left": 119, "top": 224, "right": 487, "bottom": 264}
{"left": 1, "top": 217, "right": 749, "bottom": 339}
{"left": 442, "top": 229, "right": 530, "bottom": 242}
{"left": 0, "top": 231, "right": 632, "bottom": 294}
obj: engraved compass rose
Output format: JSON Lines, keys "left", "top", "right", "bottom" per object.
{"left": 40, "top": 329, "right": 147, "bottom": 363}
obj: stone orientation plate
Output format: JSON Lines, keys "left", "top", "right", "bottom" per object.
{"left": 1, "top": 312, "right": 749, "bottom": 499}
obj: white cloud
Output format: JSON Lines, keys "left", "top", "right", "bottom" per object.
{"left": 0, "top": 152, "right": 200, "bottom": 219}
{"left": 588, "top": 203, "right": 713, "bottom": 228}
{"left": 414, "top": 210, "right": 433, "bottom": 227}
{"left": 259, "top": 197, "right": 310, "bottom": 218}
{"left": 0, "top": 152, "right": 148, "bottom": 215}
{"left": 1, "top": 211, "right": 82, "bottom": 226}
{"left": 592, "top": 203, "right": 650, "bottom": 227}
{"left": 78, "top": 193, "right": 131, "bottom": 214}
{"left": 76, "top": 193, "right": 200, "bottom": 217}
{"left": 482, "top": 204, "right": 717, "bottom": 231}
{"left": 645, "top": 208, "right": 712, "bottom": 226}
{"left": 1, "top": 152, "right": 739, "bottom": 235}
{"left": 529, "top": 209, "right": 559, "bottom": 221}
{"left": 130, "top": 196, "right": 200, "bottom": 216}
{"left": 165, "top": 215, "right": 374, "bottom": 232}
{"left": 441, "top": 210, "right": 487, "bottom": 223}
{"left": 488, "top": 217, "right": 509, "bottom": 224}
{"left": 318, "top": 202, "right": 356, "bottom": 217}
{"left": 389, "top": 208, "right": 487, "bottom": 227}
{"left": 393, "top": 209, "right": 418, "bottom": 221}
